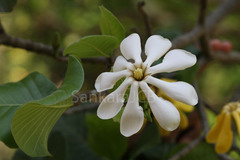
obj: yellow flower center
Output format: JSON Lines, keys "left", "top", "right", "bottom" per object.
{"left": 223, "top": 102, "right": 240, "bottom": 114}
{"left": 133, "top": 68, "right": 144, "bottom": 81}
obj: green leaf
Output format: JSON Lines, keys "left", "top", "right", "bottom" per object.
{"left": 11, "top": 56, "right": 84, "bottom": 157}
{"left": 12, "top": 113, "right": 101, "bottom": 160}
{"left": 129, "top": 122, "right": 161, "bottom": 160}
{"left": 86, "top": 114, "right": 128, "bottom": 160}
{"left": 99, "top": 6, "right": 125, "bottom": 42}
{"left": 0, "top": 0, "right": 17, "bottom": 12}
{"left": 0, "top": 72, "right": 57, "bottom": 148}
{"left": 143, "top": 143, "right": 175, "bottom": 160}
{"left": 47, "top": 131, "right": 67, "bottom": 160}
{"left": 63, "top": 35, "right": 119, "bottom": 58}
{"left": 54, "top": 113, "right": 102, "bottom": 160}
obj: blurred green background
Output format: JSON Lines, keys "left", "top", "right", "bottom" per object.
{"left": 0, "top": 0, "right": 240, "bottom": 159}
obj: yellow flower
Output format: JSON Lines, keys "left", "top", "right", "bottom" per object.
{"left": 206, "top": 102, "right": 240, "bottom": 154}
{"left": 153, "top": 78, "right": 194, "bottom": 136}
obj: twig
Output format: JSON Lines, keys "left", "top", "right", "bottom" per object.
{"left": 137, "top": 1, "right": 152, "bottom": 37}
{"left": 63, "top": 90, "right": 108, "bottom": 115}
{"left": 168, "top": 136, "right": 204, "bottom": 160}
{"left": 218, "top": 154, "right": 234, "bottom": 160}
{"left": 198, "top": 98, "right": 209, "bottom": 134}
{"left": 63, "top": 103, "right": 99, "bottom": 115}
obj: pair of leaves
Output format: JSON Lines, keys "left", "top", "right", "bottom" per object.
{"left": 0, "top": 56, "right": 84, "bottom": 157}
{"left": 64, "top": 6, "right": 125, "bottom": 58}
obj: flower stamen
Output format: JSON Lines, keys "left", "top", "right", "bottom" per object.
{"left": 223, "top": 102, "right": 240, "bottom": 114}
{"left": 133, "top": 68, "right": 144, "bottom": 81}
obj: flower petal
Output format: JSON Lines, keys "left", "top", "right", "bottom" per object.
{"left": 173, "top": 101, "right": 194, "bottom": 113}
{"left": 232, "top": 111, "right": 240, "bottom": 136}
{"left": 146, "top": 76, "right": 198, "bottom": 105}
{"left": 179, "top": 110, "right": 188, "bottom": 129}
{"left": 120, "top": 33, "right": 142, "bottom": 65}
{"left": 215, "top": 113, "right": 233, "bottom": 154}
{"left": 206, "top": 112, "right": 225, "bottom": 143}
{"left": 147, "top": 49, "right": 196, "bottom": 75}
{"left": 113, "top": 56, "right": 134, "bottom": 72}
{"left": 95, "top": 70, "right": 131, "bottom": 92}
{"left": 157, "top": 124, "right": 170, "bottom": 137}
{"left": 97, "top": 78, "right": 132, "bottom": 119}
{"left": 140, "top": 81, "right": 180, "bottom": 131}
{"left": 144, "top": 35, "right": 172, "bottom": 66}
{"left": 120, "top": 81, "right": 144, "bottom": 137}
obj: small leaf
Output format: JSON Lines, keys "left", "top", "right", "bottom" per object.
{"left": 86, "top": 114, "right": 128, "bottom": 160}
{"left": 0, "top": 0, "right": 17, "bottom": 12}
{"left": 64, "top": 35, "right": 119, "bottom": 58}
{"left": 99, "top": 6, "right": 125, "bottom": 42}
{"left": 11, "top": 56, "right": 84, "bottom": 157}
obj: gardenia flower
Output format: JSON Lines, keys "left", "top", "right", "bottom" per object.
{"left": 95, "top": 33, "right": 198, "bottom": 137}
{"left": 206, "top": 102, "right": 240, "bottom": 153}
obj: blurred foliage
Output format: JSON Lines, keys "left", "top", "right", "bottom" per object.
{"left": 0, "top": 0, "right": 17, "bottom": 12}
{"left": 0, "top": 0, "right": 240, "bottom": 159}
{"left": 199, "top": 62, "right": 240, "bottom": 109}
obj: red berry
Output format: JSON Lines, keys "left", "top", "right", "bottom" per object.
{"left": 221, "top": 41, "right": 232, "bottom": 53}
{"left": 209, "top": 39, "right": 221, "bottom": 51}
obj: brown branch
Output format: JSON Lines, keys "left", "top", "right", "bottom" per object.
{"left": 0, "top": 20, "right": 110, "bottom": 64}
{"left": 198, "top": 0, "right": 207, "bottom": 25}
{"left": 0, "top": 33, "right": 68, "bottom": 61}
{"left": 210, "top": 51, "right": 240, "bottom": 63}
{"left": 137, "top": 1, "right": 152, "bottom": 37}
{"left": 172, "top": 25, "right": 204, "bottom": 49}
{"left": 172, "top": 0, "right": 239, "bottom": 49}
{"left": 205, "top": 0, "right": 240, "bottom": 32}
{"left": 198, "top": 0, "right": 211, "bottom": 58}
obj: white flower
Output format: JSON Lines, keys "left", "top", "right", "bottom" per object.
{"left": 95, "top": 33, "right": 198, "bottom": 137}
